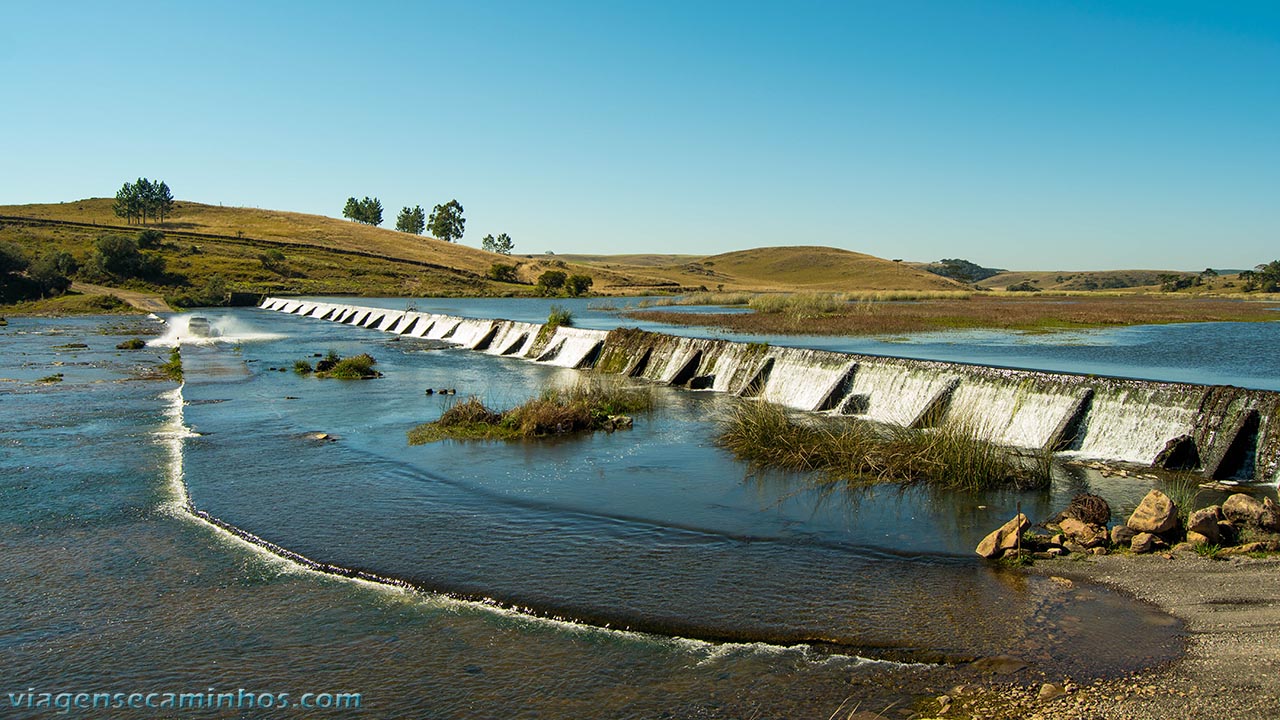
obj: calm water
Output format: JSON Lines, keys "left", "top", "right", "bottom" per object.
{"left": 1, "top": 308, "right": 1212, "bottom": 718}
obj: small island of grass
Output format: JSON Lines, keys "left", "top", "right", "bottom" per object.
{"left": 408, "top": 382, "right": 652, "bottom": 444}
{"left": 294, "top": 351, "right": 382, "bottom": 379}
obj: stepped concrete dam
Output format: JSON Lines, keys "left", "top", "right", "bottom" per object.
{"left": 259, "top": 298, "right": 1280, "bottom": 484}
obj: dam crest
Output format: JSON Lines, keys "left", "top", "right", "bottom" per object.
{"left": 259, "top": 298, "right": 1280, "bottom": 484}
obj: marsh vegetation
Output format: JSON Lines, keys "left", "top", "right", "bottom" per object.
{"left": 718, "top": 400, "right": 1051, "bottom": 491}
{"left": 631, "top": 293, "right": 1280, "bottom": 336}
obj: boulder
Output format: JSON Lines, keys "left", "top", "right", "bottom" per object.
{"left": 1131, "top": 532, "right": 1165, "bottom": 554}
{"left": 1110, "top": 525, "right": 1137, "bottom": 546}
{"left": 1223, "top": 493, "right": 1265, "bottom": 526}
{"left": 1058, "top": 518, "right": 1108, "bottom": 548}
{"left": 1261, "top": 498, "right": 1280, "bottom": 532}
{"left": 1127, "top": 490, "right": 1179, "bottom": 534}
{"left": 1186, "top": 506, "right": 1223, "bottom": 544}
{"left": 1218, "top": 521, "right": 1238, "bottom": 546}
{"left": 976, "top": 514, "right": 1030, "bottom": 559}
{"left": 1185, "top": 531, "right": 1214, "bottom": 547}
{"left": 1220, "top": 541, "right": 1280, "bottom": 556}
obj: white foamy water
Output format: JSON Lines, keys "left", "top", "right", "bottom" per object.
{"left": 842, "top": 363, "right": 958, "bottom": 426}
{"left": 758, "top": 349, "right": 854, "bottom": 411}
{"left": 943, "top": 380, "right": 1085, "bottom": 449}
{"left": 1072, "top": 386, "right": 1200, "bottom": 464}
{"left": 150, "top": 313, "right": 286, "bottom": 347}
{"left": 537, "top": 327, "right": 608, "bottom": 368}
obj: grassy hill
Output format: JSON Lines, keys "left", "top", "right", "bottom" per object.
{"left": 675, "top": 246, "right": 966, "bottom": 292}
{"left": 0, "top": 200, "right": 972, "bottom": 306}
{"left": 0, "top": 198, "right": 704, "bottom": 302}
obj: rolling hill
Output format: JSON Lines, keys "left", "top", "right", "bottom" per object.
{"left": 0, "top": 199, "right": 970, "bottom": 303}
{"left": 680, "top": 246, "right": 965, "bottom": 292}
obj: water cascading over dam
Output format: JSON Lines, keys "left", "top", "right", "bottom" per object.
{"left": 259, "top": 298, "right": 1280, "bottom": 483}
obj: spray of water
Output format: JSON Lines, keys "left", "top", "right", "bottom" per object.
{"left": 149, "top": 313, "right": 286, "bottom": 348}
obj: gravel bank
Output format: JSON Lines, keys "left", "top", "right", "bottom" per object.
{"left": 921, "top": 552, "right": 1280, "bottom": 719}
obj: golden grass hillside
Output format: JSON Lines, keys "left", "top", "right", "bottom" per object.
{"left": 0, "top": 198, "right": 697, "bottom": 295}
{"left": 1, "top": 200, "right": 982, "bottom": 298}
{"left": 662, "top": 246, "right": 967, "bottom": 292}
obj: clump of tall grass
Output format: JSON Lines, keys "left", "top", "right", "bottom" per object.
{"left": 319, "top": 353, "right": 379, "bottom": 379}
{"left": 407, "top": 381, "right": 653, "bottom": 445}
{"left": 547, "top": 304, "right": 573, "bottom": 327}
{"left": 160, "top": 347, "right": 183, "bottom": 382}
{"left": 298, "top": 350, "right": 380, "bottom": 379}
{"left": 641, "top": 292, "right": 754, "bottom": 308}
{"left": 842, "top": 290, "right": 974, "bottom": 302}
{"left": 748, "top": 292, "right": 850, "bottom": 318}
{"left": 1163, "top": 473, "right": 1204, "bottom": 526}
{"left": 718, "top": 401, "right": 1050, "bottom": 491}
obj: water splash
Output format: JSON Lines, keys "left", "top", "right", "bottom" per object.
{"left": 149, "top": 313, "right": 285, "bottom": 348}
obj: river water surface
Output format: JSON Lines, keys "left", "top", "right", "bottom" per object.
{"left": 8, "top": 304, "right": 1259, "bottom": 717}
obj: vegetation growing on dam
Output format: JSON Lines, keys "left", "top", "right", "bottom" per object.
{"left": 718, "top": 400, "right": 1051, "bottom": 491}
{"left": 407, "top": 381, "right": 653, "bottom": 444}
{"left": 631, "top": 293, "right": 1280, "bottom": 337}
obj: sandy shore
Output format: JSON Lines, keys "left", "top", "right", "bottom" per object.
{"left": 923, "top": 552, "right": 1280, "bottom": 719}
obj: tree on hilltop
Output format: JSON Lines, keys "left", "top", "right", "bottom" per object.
{"left": 427, "top": 200, "right": 465, "bottom": 242}
{"left": 113, "top": 178, "right": 173, "bottom": 224}
{"left": 343, "top": 196, "right": 384, "bottom": 226}
{"left": 396, "top": 205, "right": 426, "bottom": 235}
{"left": 481, "top": 232, "right": 514, "bottom": 255}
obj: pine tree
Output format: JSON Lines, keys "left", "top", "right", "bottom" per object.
{"left": 396, "top": 205, "right": 426, "bottom": 234}
{"left": 481, "top": 232, "right": 514, "bottom": 255}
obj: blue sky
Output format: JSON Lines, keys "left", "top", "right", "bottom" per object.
{"left": 2, "top": 1, "right": 1277, "bottom": 270}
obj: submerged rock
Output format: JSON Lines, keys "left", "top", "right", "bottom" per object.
{"left": 602, "top": 414, "right": 634, "bottom": 432}
{"left": 1127, "top": 489, "right": 1179, "bottom": 534}
{"left": 975, "top": 513, "right": 1029, "bottom": 559}
{"left": 968, "top": 654, "right": 1027, "bottom": 675}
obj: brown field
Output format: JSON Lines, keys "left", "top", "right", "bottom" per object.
{"left": 628, "top": 294, "right": 1280, "bottom": 336}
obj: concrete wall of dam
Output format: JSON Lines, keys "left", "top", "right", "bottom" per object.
{"left": 259, "top": 298, "right": 1280, "bottom": 483}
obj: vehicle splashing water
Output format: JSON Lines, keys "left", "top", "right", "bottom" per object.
{"left": 149, "top": 312, "right": 286, "bottom": 347}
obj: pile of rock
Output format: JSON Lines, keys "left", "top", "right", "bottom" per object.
{"left": 976, "top": 490, "right": 1280, "bottom": 560}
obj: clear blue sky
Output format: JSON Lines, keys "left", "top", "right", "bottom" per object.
{"left": 2, "top": 1, "right": 1277, "bottom": 270}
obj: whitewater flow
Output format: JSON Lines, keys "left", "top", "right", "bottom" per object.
{"left": 149, "top": 313, "right": 285, "bottom": 348}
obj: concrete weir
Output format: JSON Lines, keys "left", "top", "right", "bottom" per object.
{"left": 258, "top": 298, "right": 1280, "bottom": 483}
